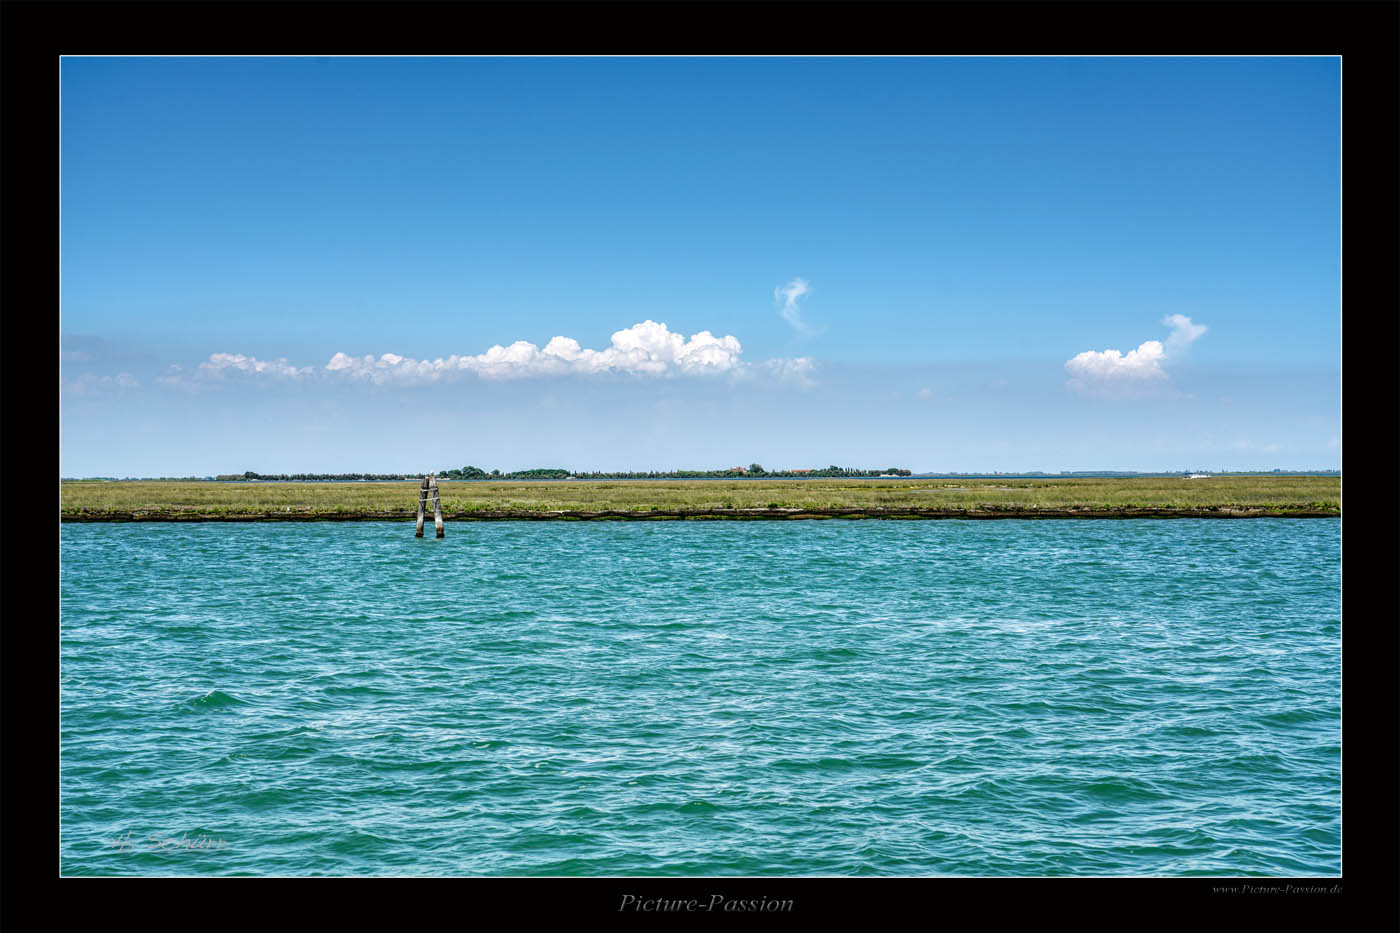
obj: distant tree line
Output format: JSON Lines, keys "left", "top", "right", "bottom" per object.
{"left": 437, "top": 467, "right": 571, "bottom": 480}
{"left": 437, "top": 464, "right": 913, "bottom": 480}
{"left": 210, "top": 466, "right": 920, "bottom": 482}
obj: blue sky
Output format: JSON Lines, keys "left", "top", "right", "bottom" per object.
{"left": 60, "top": 57, "right": 1340, "bottom": 475}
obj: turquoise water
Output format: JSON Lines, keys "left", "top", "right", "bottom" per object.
{"left": 60, "top": 519, "right": 1340, "bottom": 876}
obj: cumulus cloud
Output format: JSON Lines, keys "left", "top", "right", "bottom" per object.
{"left": 174, "top": 321, "right": 795, "bottom": 388}
{"left": 199, "top": 353, "right": 316, "bottom": 380}
{"left": 774, "top": 277, "right": 814, "bottom": 335}
{"left": 321, "top": 321, "right": 745, "bottom": 385}
{"left": 1065, "top": 340, "right": 1169, "bottom": 393}
{"left": 1065, "top": 315, "right": 1207, "bottom": 397}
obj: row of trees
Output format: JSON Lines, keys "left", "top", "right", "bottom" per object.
{"left": 439, "top": 465, "right": 913, "bottom": 480}
{"left": 437, "top": 467, "right": 570, "bottom": 480}
{"left": 216, "top": 466, "right": 914, "bottom": 482}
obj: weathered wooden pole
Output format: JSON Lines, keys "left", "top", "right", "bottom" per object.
{"left": 431, "top": 475, "right": 444, "bottom": 538}
{"left": 416, "top": 476, "right": 428, "bottom": 537}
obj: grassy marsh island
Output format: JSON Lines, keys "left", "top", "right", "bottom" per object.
{"left": 61, "top": 476, "right": 1339, "bottom": 521}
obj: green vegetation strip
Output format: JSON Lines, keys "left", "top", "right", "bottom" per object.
{"left": 61, "top": 477, "right": 1339, "bottom": 520}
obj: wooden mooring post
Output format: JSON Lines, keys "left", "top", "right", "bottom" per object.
{"left": 416, "top": 475, "right": 444, "bottom": 538}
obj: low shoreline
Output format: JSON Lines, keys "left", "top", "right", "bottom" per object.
{"left": 61, "top": 506, "right": 1340, "bottom": 522}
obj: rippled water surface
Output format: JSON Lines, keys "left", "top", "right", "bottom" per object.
{"left": 60, "top": 519, "right": 1340, "bottom": 876}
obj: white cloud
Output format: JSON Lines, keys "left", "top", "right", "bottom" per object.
{"left": 774, "top": 277, "right": 814, "bottom": 335}
{"left": 1163, "top": 314, "right": 1207, "bottom": 355}
{"left": 321, "top": 321, "right": 745, "bottom": 384}
{"left": 1065, "top": 340, "right": 1169, "bottom": 394}
{"left": 916, "top": 387, "right": 934, "bottom": 400}
{"left": 1065, "top": 315, "right": 1207, "bottom": 397}
{"left": 176, "top": 321, "right": 794, "bottom": 388}
{"left": 198, "top": 353, "right": 316, "bottom": 380}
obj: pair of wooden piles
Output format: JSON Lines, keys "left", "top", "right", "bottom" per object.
{"left": 416, "top": 476, "right": 444, "bottom": 538}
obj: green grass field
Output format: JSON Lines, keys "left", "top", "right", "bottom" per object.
{"left": 60, "top": 476, "right": 1340, "bottom": 517}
